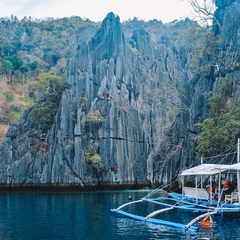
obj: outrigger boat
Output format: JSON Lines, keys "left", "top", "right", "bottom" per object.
{"left": 111, "top": 140, "right": 240, "bottom": 232}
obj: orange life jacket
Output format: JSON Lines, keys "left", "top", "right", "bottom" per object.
{"left": 223, "top": 180, "right": 229, "bottom": 188}
{"left": 201, "top": 220, "right": 212, "bottom": 228}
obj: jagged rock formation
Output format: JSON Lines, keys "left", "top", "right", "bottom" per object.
{"left": 0, "top": 2, "right": 240, "bottom": 188}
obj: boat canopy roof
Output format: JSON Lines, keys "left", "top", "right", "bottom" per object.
{"left": 181, "top": 164, "right": 232, "bottom": 176}
{"left": 227, "top": 162, "right": 240, "bottom": 170}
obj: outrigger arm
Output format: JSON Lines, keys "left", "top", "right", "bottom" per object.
{"left": 185, "top": 211, "right": 218, "bottom": 229}
{"left": 112, "top": 199, "right": 143, "bottom": 212}
{"left": 144, "top": 207, "right": 174, "bottom": 221}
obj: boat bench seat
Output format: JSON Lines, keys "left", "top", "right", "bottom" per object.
{"left": 225, "top": 192, "right": 239, "bottom": 204}
{"left": 183, "top": 187, "right": 209, "bottom": 200}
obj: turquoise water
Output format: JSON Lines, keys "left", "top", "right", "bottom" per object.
{"left": 0, "top": 190, "right": 239, "bottom": 239}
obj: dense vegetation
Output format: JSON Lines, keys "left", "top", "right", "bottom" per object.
{"left": 29, "top": 71, "right": 66, "bottom": 133}
{"left": 195, "top": 77, "right": 240, "bottom": 157}
{"left": 0, "top": 15, "right": 100, "bottom": 140}
{"left": 0, "top": 16, "right": 98, "bottom": 82}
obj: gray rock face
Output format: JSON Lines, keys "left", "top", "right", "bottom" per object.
{"left": 0, "top": 6, "right": 239, "bottom": 188}
{"left": 215, "top": 0, "right": 234, "bottom": 7}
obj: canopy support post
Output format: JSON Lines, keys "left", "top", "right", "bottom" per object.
{"left": 182, "top": 176, "right": 184, "bottom": 203}
{"left": 238, "top": 138, "right": 240, "bottom": 205}
{"left": 195, "top": 177, "right": 198, "bottom": 205}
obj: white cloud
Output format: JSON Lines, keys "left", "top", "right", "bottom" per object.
{"left": 0, "top": 0, "right": 193, "bottom": 23}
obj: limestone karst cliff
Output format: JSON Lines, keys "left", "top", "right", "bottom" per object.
{"left": 0, "top": 0, "right": 240, "bottom": 188}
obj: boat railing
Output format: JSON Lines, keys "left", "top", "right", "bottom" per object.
{"left": 183, "top": 187, "right": 209, "bottom": 200}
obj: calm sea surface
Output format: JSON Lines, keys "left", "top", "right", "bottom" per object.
{"left": 0, "top": 190, "right": 239, "bottom": 240}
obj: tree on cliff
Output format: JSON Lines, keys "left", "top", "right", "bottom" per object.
{"left": 195, "top": 78, "right": 240, "bottom": 157}
{"left": 29, "top": 72, "right": 66, "bottom": 133}
{"left": 184, "top": 0, "right": 221, "bottom": 28}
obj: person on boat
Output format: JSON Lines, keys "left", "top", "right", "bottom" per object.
{"left": 221, "top": 177, "right": 229, "bottom": 190}
{"left": 201, "top": 211, "right": 213, "bottom": 228}
{"left": 221, "top": 181, "right": 237, "bottom": 201}
{"left": 224, "top": 182, "right": 236, "bottom": 194}
{"left": 220, "top": 177, "right": 230, "bottom": 200}
{"left": 205, "top": 184, "right": 216, "bottom": 201}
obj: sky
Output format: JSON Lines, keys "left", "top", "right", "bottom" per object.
{"left": 0, "top": 0, "right": 194, "bottom": 23}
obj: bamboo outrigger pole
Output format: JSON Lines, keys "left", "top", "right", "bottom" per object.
{"left": 185, "top": 211, "right": 217, "bottom": 229}
{"left": 237, "top": 138, "right": 240, "bottom": 205}
{"left": 112, "top": 199, "right": 143, "bottom": 212}
{"left": 144, "top": 207, "right": 174, "bottom": 221}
